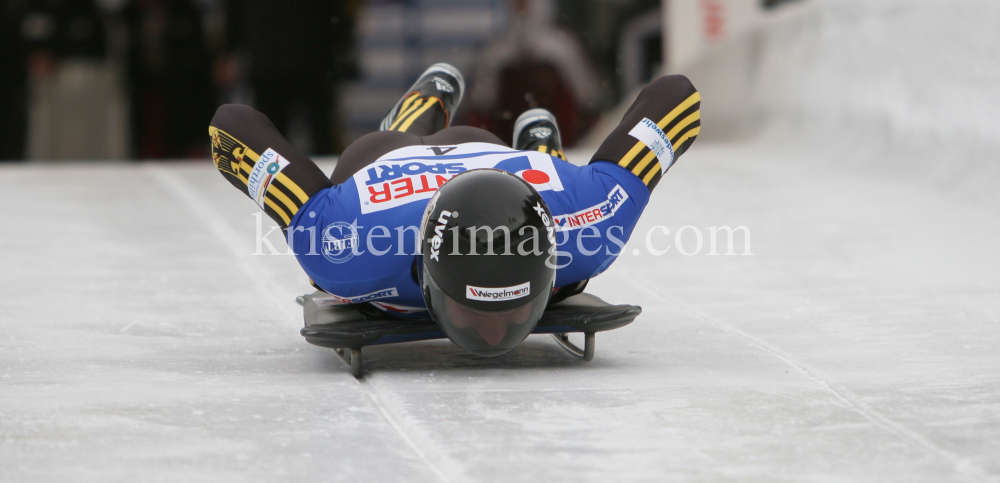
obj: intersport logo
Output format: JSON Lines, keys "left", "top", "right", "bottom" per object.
{"left": 353, "top": 144, "right": 564, "bottom": 214}
{"left": 553, "top": 184, "right": 628, "bottom": 231}
{"left": 466, "top": 282, "right": 531, "bottom": 302}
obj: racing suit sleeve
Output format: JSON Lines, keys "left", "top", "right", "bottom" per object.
{"left": 208, "top": 104, "right": 333, "bottom": 229}
{"left": 590, "top": 75, "right": 701, "bottom": 192}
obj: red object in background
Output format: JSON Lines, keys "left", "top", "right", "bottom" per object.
{"left": 702, "top": 0, "right": 725, "bottom": 41}
{"left": 465, "top": 59, "right": 596, "bottom": 148}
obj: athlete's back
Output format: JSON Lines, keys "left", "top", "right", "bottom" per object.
{"left": 288, "top": 142, "right": 650, "bottom": 314}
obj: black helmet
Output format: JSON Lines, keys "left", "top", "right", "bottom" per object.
{"left": 420, "top": 169, "right": 556, "bottom": 356}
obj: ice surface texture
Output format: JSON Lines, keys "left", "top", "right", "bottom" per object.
{"left": 2, "top": 1, "right": 1000, "bottom": 481}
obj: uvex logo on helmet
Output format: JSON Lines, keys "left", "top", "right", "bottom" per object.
{"left": 533, "top": 202, "right": 556, "bottom": 245}
{"left": 428, "top": 210, "right": 456, "bottom": 262}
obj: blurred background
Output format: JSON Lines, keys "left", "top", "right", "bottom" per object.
{"left": 0, "top": 0, "right": 808, "bottom": 161}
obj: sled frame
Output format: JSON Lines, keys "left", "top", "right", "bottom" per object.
{"left": 298, "top": 292, "right": 639, "bottom": 378}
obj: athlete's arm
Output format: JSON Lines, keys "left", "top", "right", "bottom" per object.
{"left": 546, "top": 76, "right": 700, "bottom": 286}
{"left": 209, "top": 104, "right": 333, "bottom": 230}
{"left": 590, "top": 75, "right": 700, "bottom": 192}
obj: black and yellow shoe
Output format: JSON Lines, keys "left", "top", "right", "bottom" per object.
{"left": 379, "top": 63, "right": 465, "bottom": 134}
{"left": 512, "top": 108, "right": 567, "bottom": 161}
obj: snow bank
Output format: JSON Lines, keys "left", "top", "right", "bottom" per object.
{"left": 681, "top": 0, "right": 1000, "bottom": 206}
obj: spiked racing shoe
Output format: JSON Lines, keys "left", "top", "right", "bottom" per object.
{"left": 513, "top": 108, "right": 567, "bottom": 160}
{"left": 379, "top": 63, "right": 465, "bottom": 134}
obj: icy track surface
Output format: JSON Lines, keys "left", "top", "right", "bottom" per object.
{"left": 1, "top": 143, "right": 998, "bottom": 482}
{"left": 4, "top": 1, "right": 1000, "bottom": 479}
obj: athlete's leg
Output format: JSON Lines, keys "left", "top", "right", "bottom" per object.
{"left": 209, "top": 104, "right": 332, "bottom": 229}
{"left": 330, "top": 126, "right": 506, "bottom": 185}
{"left": 330, "top": 63, "right": 491, "bottom": 185}
{"left": 512, "top": 108, "right": 567, "bottom": 161}
{"left": 380, "top": 63, "right": 465, "bottom": 137}
{"left": 591, "top": 75, "right": 701, "bottom": 192}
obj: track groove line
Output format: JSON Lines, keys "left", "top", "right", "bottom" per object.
{"left": 149, "top": 165, "right": 461, "bottom": 483}
{"left": 147, "top": 166, "right": 294, "bottom": 321}
{"left": 364, "top": 378, "right": 461, "bottom": 483}
{"left": 616, "top": 273, "right": 987, "bottom": 483}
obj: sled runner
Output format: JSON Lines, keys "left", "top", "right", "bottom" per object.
{"left": 296, "top": 291, "right": 641, "bottom": 378}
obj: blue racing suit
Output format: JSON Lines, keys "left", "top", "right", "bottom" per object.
{"left": 286, "top": 143, "right": 650, "bottom": 314}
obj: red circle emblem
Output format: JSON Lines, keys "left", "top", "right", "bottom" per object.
{"left": 521, "top": 169, "right": 550, "bottom": 184}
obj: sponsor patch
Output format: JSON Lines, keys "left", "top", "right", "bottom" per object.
{"left": 552, "top": 185, "right": 629, "bottom": 231}
{"left": 467, "top": 282, "right": 531, "bottom": 302}
{"left": 247, "top": 148, "right": 290, "bottom": 210}
{"left": 314, "top": 287, "right": 399, "bottom": 305}
{"left": 628, "top": 118, "right": 675, "bottom": 172}
{"left": 353, "top": 144, "right": 563, "bottom": 214}
{"left": 322, "top": 221, "right": 360, "bottom": 264}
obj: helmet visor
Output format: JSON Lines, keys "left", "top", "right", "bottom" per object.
{"left": 424, "top": 268, "right": 551, "bottom": 356}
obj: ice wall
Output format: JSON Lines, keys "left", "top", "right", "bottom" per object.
{"left": 678, "top": 0, "right": 1000, "bottom": 206}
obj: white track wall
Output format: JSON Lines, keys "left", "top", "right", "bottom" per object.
{"left": 664, "top": 0, "right": 769, "bottom": 72}
{"left": 664, "top": 0, "right": 1000, "bottom": 207}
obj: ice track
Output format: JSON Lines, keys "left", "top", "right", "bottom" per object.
{"left": 2, "top": 141, "right": 998, "bottom": 482}
{"left": 3, "top": 1, "right": 1000, "bottom": 480}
